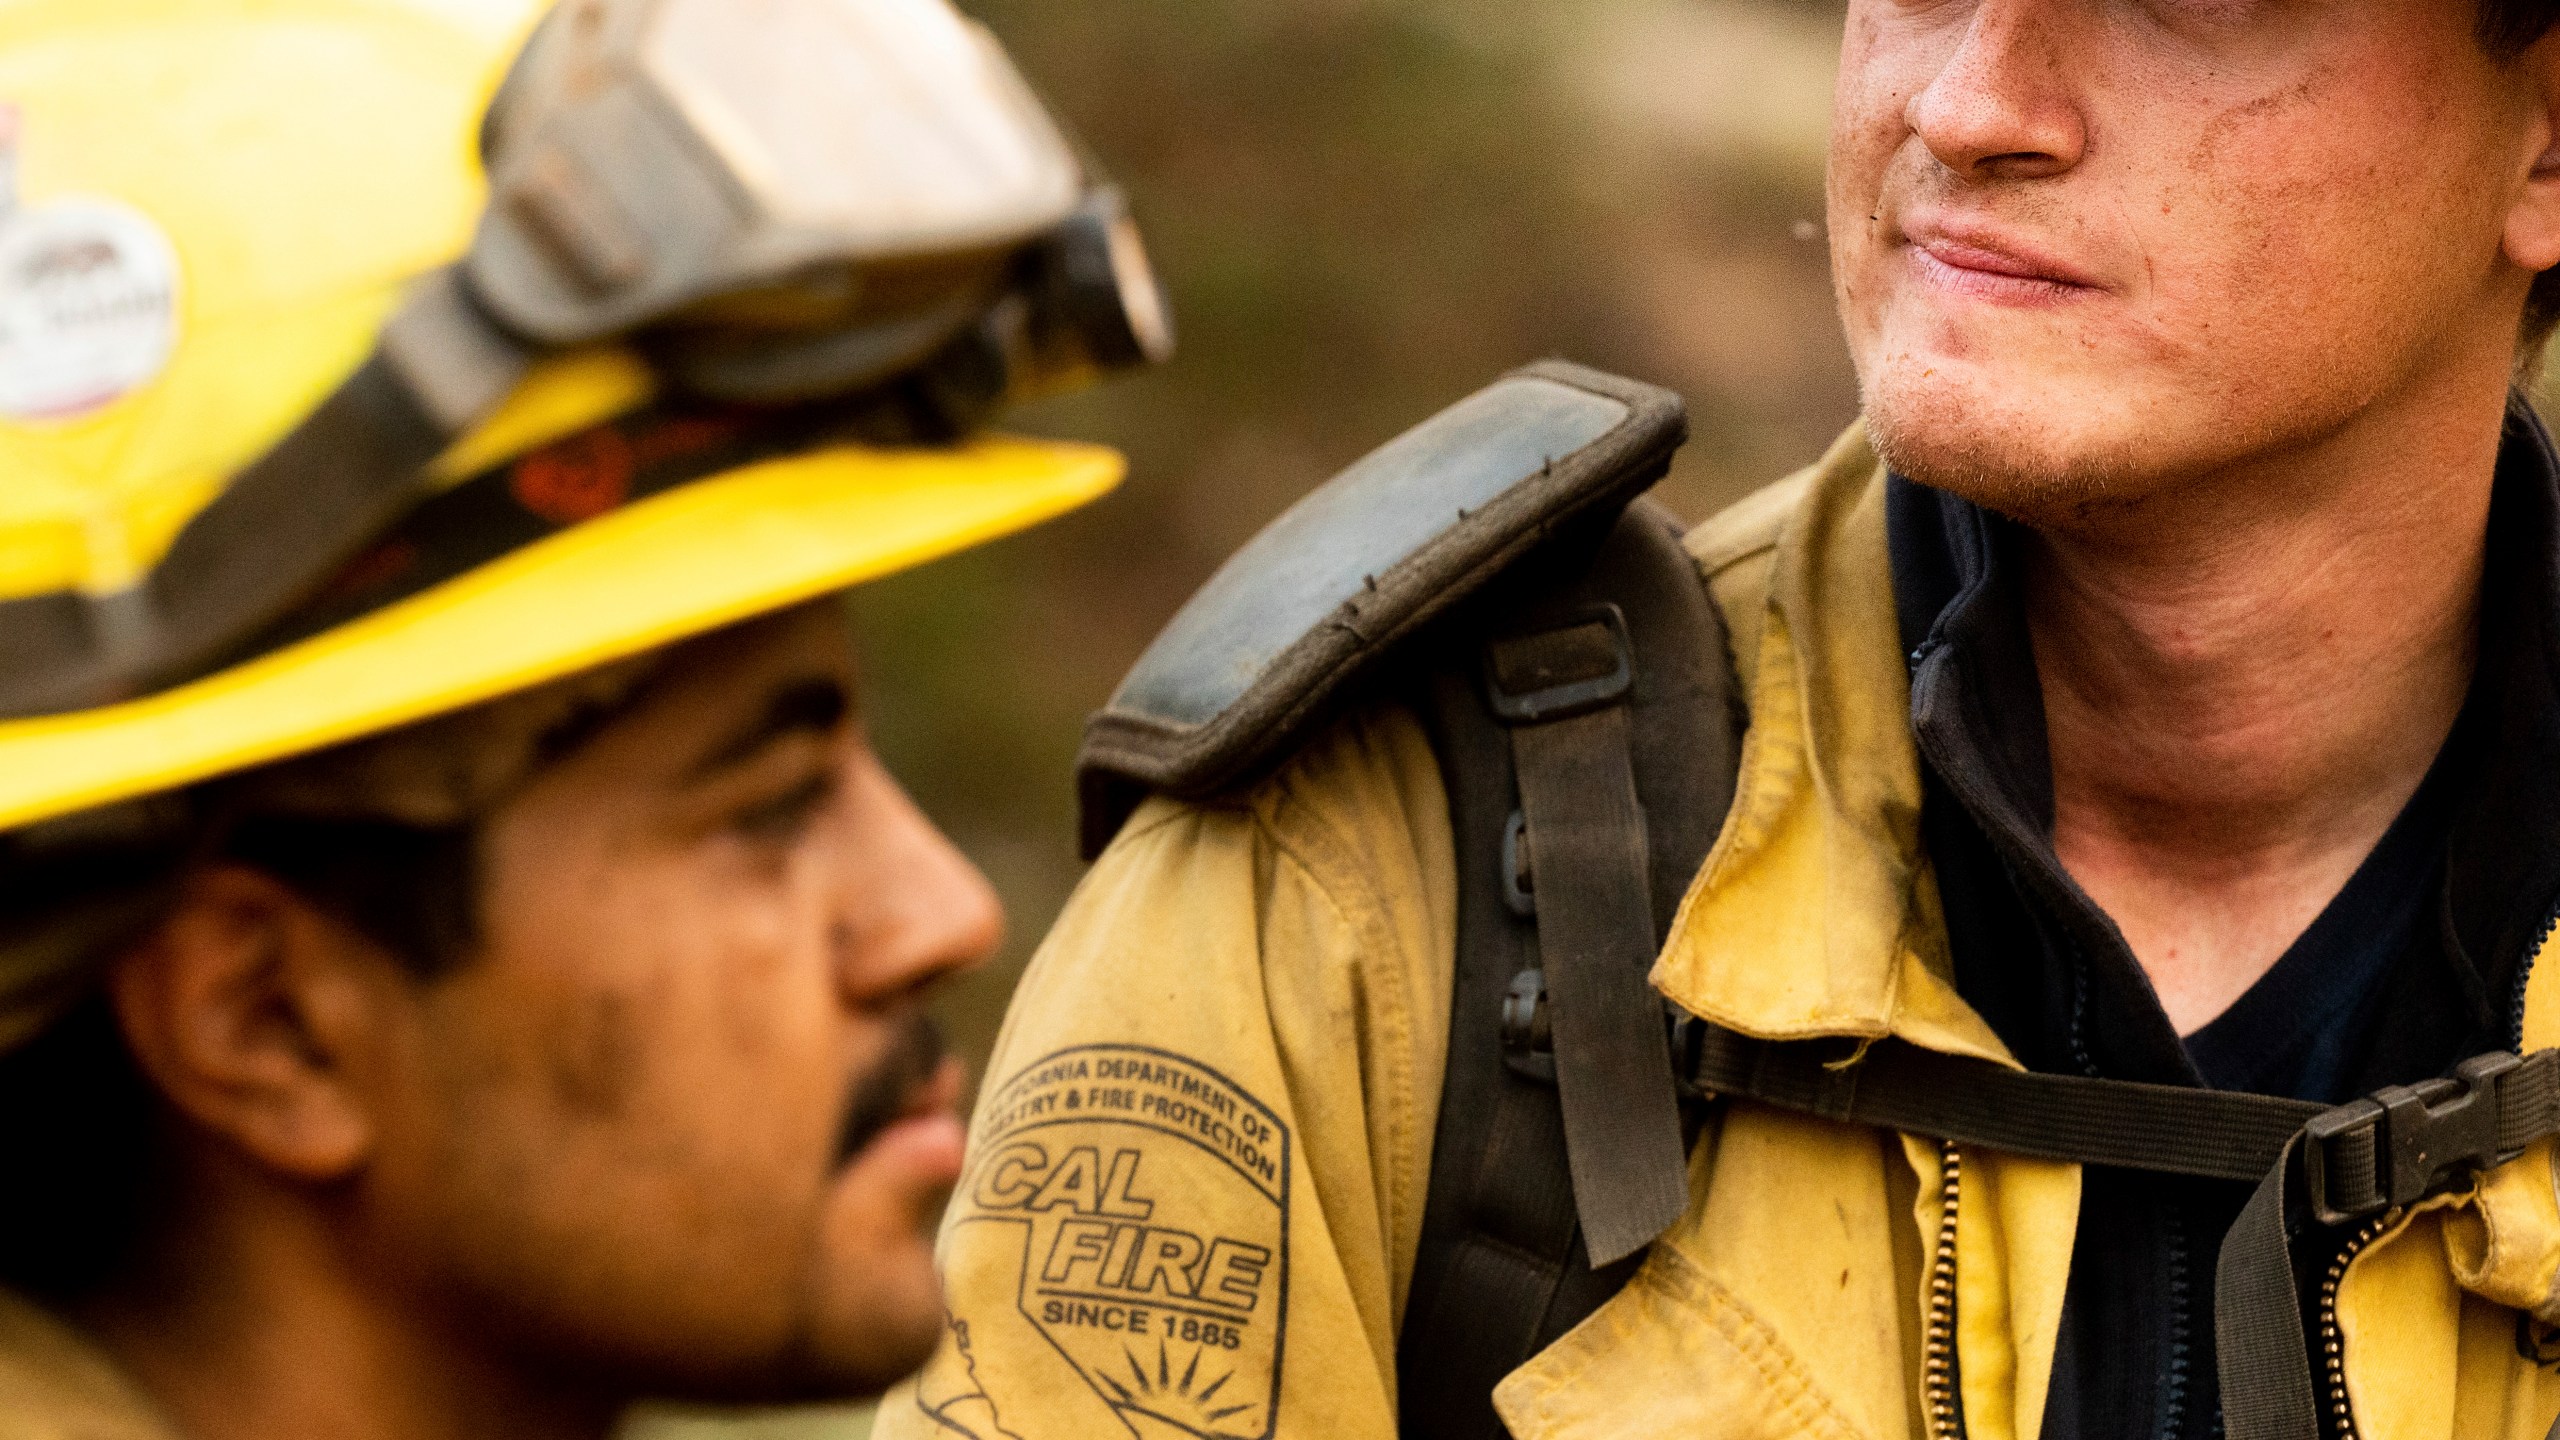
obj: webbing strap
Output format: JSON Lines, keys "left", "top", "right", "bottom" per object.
{"left": 1492, "top": 617, "right": 1690, "bottom": 1266}
{"left": 1397, "top": 499, "right": 1739, "bottom": 1440}
{"left": 1685, "top": 1026, "right": 2323, "bottom": 1181}
{"left": 2215, "top": 1141, "right": 2322, "bottom": 1440}
{"left": 0, "top": 355, "right": 450, "bottom": 717}
{"left": 1684, "top": 1028, "right": 2560, "bottom": 1439}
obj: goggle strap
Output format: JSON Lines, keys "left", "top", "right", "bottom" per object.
{"left": 0, "top": 353, "right": 448, "bottom": 719}
{"left": 378, "top": 268, "right": 534, "bottom": 436}
{"left": 241, "top": 395, "right": 858, "bottom": 663}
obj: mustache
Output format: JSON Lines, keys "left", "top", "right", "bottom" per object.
{"left": 834, "top": 1011, "right": 951, "bottom": 1164}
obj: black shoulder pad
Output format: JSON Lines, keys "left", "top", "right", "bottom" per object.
{"left": 1075, "top": 359, "right": 1686, "bottom": 856}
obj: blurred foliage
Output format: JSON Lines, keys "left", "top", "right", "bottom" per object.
{"left": 629, "top": 1, "right": 1851, "bottom": 1434}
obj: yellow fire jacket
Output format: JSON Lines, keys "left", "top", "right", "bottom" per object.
{"left": 880, "top": 424, "right": 2560, "bottom": 1440}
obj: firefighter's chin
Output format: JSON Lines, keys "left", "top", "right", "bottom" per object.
{"left": 795, "top": 1070, "right": 969, "bottom": 1392}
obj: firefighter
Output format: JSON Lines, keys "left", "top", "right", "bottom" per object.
{"left": 887, "top": 2, "right": 2560, "bottom": 1438}
{"left": 0, "top": 0, "right": 1166, "bottom": 1436}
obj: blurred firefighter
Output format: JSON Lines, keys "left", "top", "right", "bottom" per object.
{"left": 0, "top": 0, "right": 1167, "bottom": 1437}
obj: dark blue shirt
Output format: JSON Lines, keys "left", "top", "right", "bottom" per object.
{"left": 2182, "top": 746, "right": 2462, "bottom": 1101}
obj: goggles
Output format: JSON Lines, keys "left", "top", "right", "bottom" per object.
{"left": 0, "top": 0, "right": 1170, "bottom": 720}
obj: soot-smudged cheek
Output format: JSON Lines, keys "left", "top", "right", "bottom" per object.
{"left": 539, "top": 984, "right": 645, "bottom": 1120}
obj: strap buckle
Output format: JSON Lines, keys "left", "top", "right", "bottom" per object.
{"left": 1667, "top": 1010, "right": 1714, "bottom": 1102}
{"left": 1500, "top": 967, "right": 1556, "bottom": 1084}
{"left": 2303, "top": 1052, "right": 2526, "bottom": 1226}
{"left": 1481, "top": 604, "right": 1633, "bottom": 725}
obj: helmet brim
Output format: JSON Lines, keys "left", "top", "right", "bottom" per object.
{"left": 0, "top": 434, "right": 1121, "bottom": 830}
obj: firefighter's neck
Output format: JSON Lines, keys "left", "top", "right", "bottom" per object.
{"left": 75, "top": 1153, "right": 621, "bottom": 1440}
{"left": 2023, "top": 368, "right": 2503, "bottom": 1037}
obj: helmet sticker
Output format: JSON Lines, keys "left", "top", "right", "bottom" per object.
{"left": 0, "top": 108, "right": 181, "bottom": 421}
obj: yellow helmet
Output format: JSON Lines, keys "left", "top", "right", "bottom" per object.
{"left": 0, "top": 0, "right": 1142, "bottom": 831}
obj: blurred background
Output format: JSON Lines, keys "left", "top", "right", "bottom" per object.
{"left": 634, "top": 0, "right": 1854, "bottom": 1432}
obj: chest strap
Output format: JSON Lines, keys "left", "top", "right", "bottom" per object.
{"left": 1681, "top": 1027, "right": 2560, "bottom": 1216}
{"left": 1670, "top": 1024, "right": 2560, "bottom": 1440}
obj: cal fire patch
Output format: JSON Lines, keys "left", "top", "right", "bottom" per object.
{"left": 915, "top": 1044, "right": 1290, "bottom": 1440}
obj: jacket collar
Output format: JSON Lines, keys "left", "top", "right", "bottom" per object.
{"left": 1651, "top": 423, "right": 2013, "bottom": 1063}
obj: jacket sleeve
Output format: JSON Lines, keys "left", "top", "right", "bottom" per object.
{"left": 876, "top": 705, "right": 1457, "bottom": 1440}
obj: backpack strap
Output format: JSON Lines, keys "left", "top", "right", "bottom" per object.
{"left": 1068, "top": 359, "right": 1715, "bottom": 1440}
{"left": 1397, "top": 499, "right": 1742, "bottom": 1440}
{"left": 1488, "top": 618, "right": 1690, "bottom": 1266}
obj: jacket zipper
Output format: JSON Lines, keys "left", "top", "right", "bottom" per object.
{"left": 2508, "top": 899, "right": 2560, "bottom": 1050}
{"left": 2159, "top": 1203, "right": 2194, "bottom": 1440}
{"left": 2315, "top": 1210, "right": 2398, "bottom": 1440}
{"left": 1924, "top": 1139, "right": 1968, "bottom": 1440}
{"left": 2302, "top": 900, "right": 2551, "bottom": 1438}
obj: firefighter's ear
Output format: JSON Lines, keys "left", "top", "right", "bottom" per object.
{"left": 106, "top": 865, "right": 392, "bottom": 1181}
{"left": 2504, "top": 32, "right": 2560, "bottom": 276}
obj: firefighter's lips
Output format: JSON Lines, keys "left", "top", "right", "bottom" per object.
{"left": 1900, "top": 212, "right": 2105, "bottom": 307}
